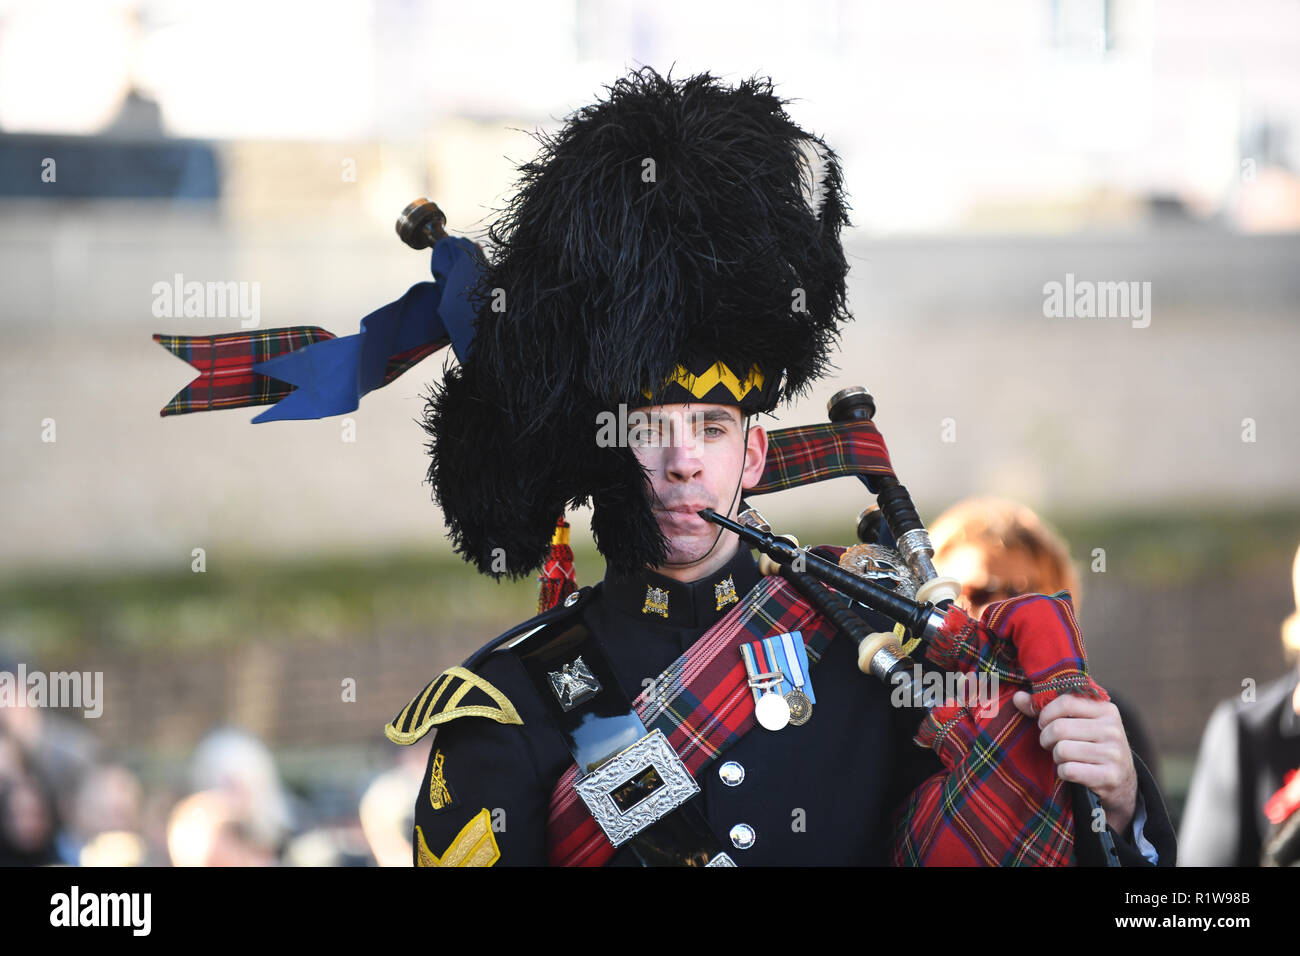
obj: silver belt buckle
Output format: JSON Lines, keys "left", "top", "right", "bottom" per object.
{"left": 574, "top": 729, "right": 700, "bottom": 847}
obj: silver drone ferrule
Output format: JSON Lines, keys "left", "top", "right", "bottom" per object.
{"left": 921, "top": 605, "right": 949, "bottom": 642}
{"left": 867, "top": 642, "right": 908, "bottom": 683}
{"left": 896, "top": 528, "right": 940, "bottom": 583}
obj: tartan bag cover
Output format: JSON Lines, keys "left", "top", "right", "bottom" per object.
{"left": 892, "top": 592, "right": 1109, "bottom": 866}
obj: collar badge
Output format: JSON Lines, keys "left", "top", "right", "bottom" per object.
{"left": 642, "top": 585, "right": 670, "bottom": 618}
{"left": 715, "top": 574, "right": 739, "bottom": 611}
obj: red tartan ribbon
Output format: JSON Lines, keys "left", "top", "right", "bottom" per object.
{"left": 749, "top": 421, "right": 895, "bottom": 495}
{"left": 153, "top": 328, "right": 336, "bottom": 416}
{"left": 545, "top": 570, "right": 840, "bottom": 867}
{"left": 153, "top": 328, "right": 443, "bottom": 417}
{"left": 893, "top": 593, "right": 1109, "bottom": 866}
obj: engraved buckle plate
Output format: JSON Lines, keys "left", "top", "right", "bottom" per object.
{"left": 574, "top": 730, "right": 700, "bottom": 847}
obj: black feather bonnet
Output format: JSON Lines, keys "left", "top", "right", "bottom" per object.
{"left": 423, "top": 67, "right": 853, "bottom": 578}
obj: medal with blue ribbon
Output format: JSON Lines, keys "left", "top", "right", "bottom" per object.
{"left": 779, "top": 631, "right": 813, "bottom": 725}
{"left": 740, "top": 630, "right": 815, "bottom": 730}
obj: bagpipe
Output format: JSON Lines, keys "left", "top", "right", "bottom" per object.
{"left": 155, "top": 200, "right": 1118, "bottom": 866}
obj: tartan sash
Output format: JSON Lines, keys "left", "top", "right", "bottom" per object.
{"left": 545, "top": 569, "right": 841, "bottom": 867}
{"left": 892, "top": 592, "right": 1109, "bottom": 866}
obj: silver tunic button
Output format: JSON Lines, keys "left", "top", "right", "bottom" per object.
{"left": 729, "top": 823, "right": 756, "bottom": 850}
{"left": 718, "top": 761, "right": 745, "bottom": 787}
{"left": 563, "top": 592, "right": 580, "bottom": 607}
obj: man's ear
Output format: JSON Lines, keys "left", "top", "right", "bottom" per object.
{"left": 741, "top": 421, "right": 768, "bottom": 490}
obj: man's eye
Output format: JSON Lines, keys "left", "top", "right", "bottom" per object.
{"left": 702, "top": 425, "right": 726, "bottom": 438}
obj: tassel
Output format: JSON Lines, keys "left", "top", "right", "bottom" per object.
{"left": 537, "top": 517, "right": 577, "bottom": 613}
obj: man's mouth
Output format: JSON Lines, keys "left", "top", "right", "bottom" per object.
{"left": 657, "top": 503, "right": 710, "bottom": 516}
{"left": 655, "top": 504, "right": 713, "bottom": 527}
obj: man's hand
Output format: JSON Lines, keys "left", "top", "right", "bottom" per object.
{"left": 1012, "top": 691, "right": 1137, "bottom": 833}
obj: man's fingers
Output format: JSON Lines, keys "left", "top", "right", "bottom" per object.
{"left": 1048, "top": 738, "right": 1124, "bottom": 768}
{"left": 1055, "top": 759, "right": 1128, "bottom": 796}
{"left": 1038, "top": 715, "right": 1125, "bottom": 749}
{"left": 1034, "top": 693, "right": 1117, "bottom": 728}
{"left": 1012, "top": 690, "right": 1038, "bottom": 718}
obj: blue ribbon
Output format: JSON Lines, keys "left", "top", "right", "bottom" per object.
{"left": 250, "top": 235, "right": 484, "bottom": 423}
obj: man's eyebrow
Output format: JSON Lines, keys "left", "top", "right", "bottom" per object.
{"left": 689, "top": 408, "right": 739, "bottom": 425}
{"left": 638, "top": 408, "right": 739, "bottom": 425}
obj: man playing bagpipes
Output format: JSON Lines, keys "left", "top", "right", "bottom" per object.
{"left": 384, "top": 69, "right": 1175, "bottom": 867}
{"left": 155, "top": 68, "right": 1175, "bottom": 866}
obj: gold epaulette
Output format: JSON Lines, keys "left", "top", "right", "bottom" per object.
{"left": 384, "top": 666, "right": 522, "bottom": 745}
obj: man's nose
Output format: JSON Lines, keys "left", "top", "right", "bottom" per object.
{"left": 663, "top": 426, "right": 703, "bottom": 481}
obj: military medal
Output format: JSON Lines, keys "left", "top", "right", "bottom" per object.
{"left": 754, "top": 678, "right": 791, "bottom": 731}
{"left": 741, "top": 643, "right": 791, "bottom": 731}
{"left": 742, "top": 631, "right": 816, "bottom": 732}
{"left": 780, "top": 632, "right": 813, "bottom": 725}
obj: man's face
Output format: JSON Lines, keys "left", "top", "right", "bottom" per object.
{"left": 627, "top": 403, "right": 767, "bottom": 576}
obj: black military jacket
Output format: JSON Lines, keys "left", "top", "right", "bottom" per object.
{"left": 392, "top": 546, "right": 1174, "bottom": 866}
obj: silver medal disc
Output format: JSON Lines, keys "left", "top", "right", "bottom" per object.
{"left": 755, "top": 690, "right": 791, "bottom": 731}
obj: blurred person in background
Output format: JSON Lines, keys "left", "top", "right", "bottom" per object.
{"left": 1180, "top": 542, "right": 1300, "bottom": 866}
{"left": 66, "top": 762, "right": 147, "bottom": 867}
{"left": 166, "top": 789, "right": 277, "bottom": 867}
{"left": 928, "top": 497, "right": 1080, "bottom": 619}
{"left": 358, "top": 745, "right": 425, "bottom": 867}
{"left": 140, "top": 785, "right": 184, "bottom": 866}
{"left": 0, "top": 656, "right": 99, "bottom": 843}
{"left": 0, "top": 730, "right": 62, "bottom": 866}
{"left": 188, "top": 726, "right": 294, "bottom": 859}
{"left": 928, "top": 497, "right": 1161, "bottom": 782}
{"left": 0, "top": 732, "right": 20, "bottom": 784}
